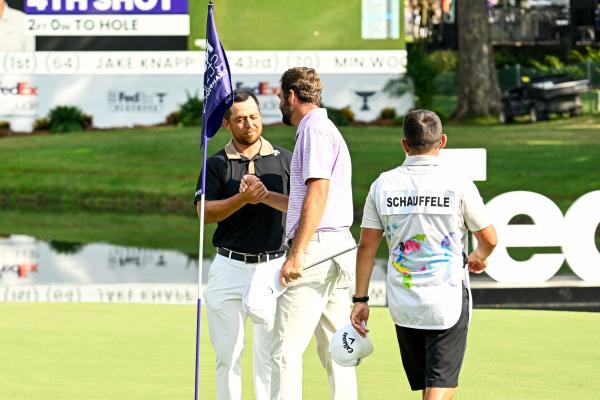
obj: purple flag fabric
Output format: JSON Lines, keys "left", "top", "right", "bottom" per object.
{"left": 202, "top": 3, "right": 233, "bottom": 140}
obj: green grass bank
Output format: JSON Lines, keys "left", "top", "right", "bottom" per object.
{"left": 1, "top": 117, "right": 599, "bottom": 260}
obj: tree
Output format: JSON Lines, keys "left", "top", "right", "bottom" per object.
{"left": 384, "top": 42, "right": 438, "bottom": 110}
{"left": 453, "top": 0, "right": 502, "bottom": 119}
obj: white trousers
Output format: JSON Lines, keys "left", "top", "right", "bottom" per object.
{"left": 205, "top": 253, "right": 285, "bottom": 400}
{"left": 271, "top": 230, "right": 358, "bottom": 400}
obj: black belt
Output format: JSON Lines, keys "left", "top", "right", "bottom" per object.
{"left": 217, "top": 247, "right": 286, "bottom": 264}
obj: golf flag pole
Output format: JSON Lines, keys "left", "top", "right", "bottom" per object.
{"left": 195, "top": 2, "right": 233, "bottom": 399}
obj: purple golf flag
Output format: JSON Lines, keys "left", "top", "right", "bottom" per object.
{"left": 196, "top": 3, "right": 232, "bottom": 399}
{"left": 201, "top": 2, "right": 233, "bottom": 140}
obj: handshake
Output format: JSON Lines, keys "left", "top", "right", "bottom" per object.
{"left": 239, "top": 174, "right": 268, "bottom": 204}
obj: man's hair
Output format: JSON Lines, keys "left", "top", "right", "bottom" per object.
{"left": 402, "top": 109, "right": 443, "bottom": 153}
{"left": 280, "top": 67, "right": 322, "bottom": 105}
{"left": 223, "top": 89, "right": 261, "bottom": 120}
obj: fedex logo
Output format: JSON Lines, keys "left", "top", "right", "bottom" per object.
{"left": 0, "top": 82, "right": 38, "bottom": 96}
{"left": 235, "top": 81, "right": 279, "bottom": 96}
{"left": 25, "top": 0, "right": 187, "bottom": 13}
{"left": 0, "top": 263, "right": 39, "bottom": 279}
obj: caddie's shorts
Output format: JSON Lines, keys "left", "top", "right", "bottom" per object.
{"left": 394, "top": 286, "right": 469, "bottom": 390}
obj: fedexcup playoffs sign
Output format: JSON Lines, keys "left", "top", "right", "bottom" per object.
{"left": 440, "top": 150, "right": 599, "bottom": 283}
{"left": 484, "top": 191, "right": 600, "bottom": 283}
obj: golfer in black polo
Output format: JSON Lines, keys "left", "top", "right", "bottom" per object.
{"left": 194, "top": 89, "right": 291, "bottom": 400}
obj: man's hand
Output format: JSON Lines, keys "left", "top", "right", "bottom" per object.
{"left": 239, "top": 174, "right": 267, "bottom": 204}
{"left": 280, "top": 253, "right": 303, "bottom": 287}
{"left": 239, "top": 174, "right": 258, "bottom": 193}
{"left": 467, "top": 249, "right": 488, "bottom": 273}
{"left": 350, "top": 303, "right": 370, "bottom": 337}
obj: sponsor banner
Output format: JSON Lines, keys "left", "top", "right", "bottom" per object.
{"left": 24, "top": 14, "right": 190, "bottom": 36}
{"left": 0, "top": 73, "right": 414, "bottom": 129}
{"left": 0, "top": 282, "right": 386, "bottom": 305}
{"left": 0, "top": 81, "right": 38, "bottom": 116}
{"left": 107, "top": 89, "right": 167, "bottom": 113}
{"left": 25, "top": 0, "right": 189, "bottom": 14}
{"left": 1, "top": 283, "right": 198, "bottom": 304}
{"left": 229, "top": 50, "right": 407, "bottom": 75}
{"left": 234, "top": 74, "right": 412, "bottom": 124}
{"left": 0, "top": 50, "right": 407, "bottom": 75}
{"left": 0, "top": 77, "right": 39, "bottom": 131}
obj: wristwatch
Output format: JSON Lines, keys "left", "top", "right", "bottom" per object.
{"left": 352, "top": 295, "right": 369, "bottom": 303}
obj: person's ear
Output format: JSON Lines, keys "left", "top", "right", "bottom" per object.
{"left": 287, "top": 90, "right": 296, "bottom": 105}
{"left": 401, "top": 138, "right": 411, "bottom": 154}
{"left": 439, "top": 133, "right": 448, "bottom": 149}
{"left": 222, "top": 118, "right": 230, "bottom": 130}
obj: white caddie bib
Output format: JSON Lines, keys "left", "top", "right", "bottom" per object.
{"left": 361, "top": 156, "right": 489, "bottom": 330}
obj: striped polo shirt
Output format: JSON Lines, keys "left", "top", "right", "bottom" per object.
{"left": 285, "top": 108, "right": 353, "bottom": 240}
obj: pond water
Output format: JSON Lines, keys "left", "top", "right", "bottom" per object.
{"left": 0, "top": 233, "right": 390, "bottom": 305}
{"left": 0, "top": 234, "right": 206, "bottom": 304}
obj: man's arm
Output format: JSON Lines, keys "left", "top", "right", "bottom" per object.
{"left": 468, "top": 224, "right": 498, "bottom": 273}
{"left": 350, "top": 228, "right": 383, "bottom": 336}
{"left": 261, "top": 191, "right": 289, "bottom": 213}
{"left": 280, "top": 178, "right": 329, "bottom": 286}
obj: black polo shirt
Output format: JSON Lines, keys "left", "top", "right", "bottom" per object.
{"left": 194, "top": 137, "right": 292, "bottom": 254}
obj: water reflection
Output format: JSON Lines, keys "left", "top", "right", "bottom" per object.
{"left": 0, "top": 234, "right": 388, "bottom": 305}
{"left": 0, "top": 234, "right": 200, "bottom": 285}
{"left": 48, "top": 240, "right": 84, "bottom": 255}
{"left": 0, "top": 234, "right": 211, "bottom": 304}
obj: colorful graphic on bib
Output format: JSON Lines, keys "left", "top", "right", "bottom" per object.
{"left": 391, "top": 232, "right": 456, "bottom": 288}
{"left": 441, "top": 232, "right": 455, "bottom": 249}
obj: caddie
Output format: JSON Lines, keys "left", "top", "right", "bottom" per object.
{"left": 350, "top": 109, "right": 497, "bottom": 400}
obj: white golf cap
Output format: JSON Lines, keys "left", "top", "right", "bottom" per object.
{"left": 329, "top": 324, "right": 374, "bottom": 367}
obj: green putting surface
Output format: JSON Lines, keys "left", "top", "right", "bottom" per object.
{"left": 0, "top": 303, "right": 598, "bottom": 399}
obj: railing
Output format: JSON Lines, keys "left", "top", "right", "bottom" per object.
{"left": 489, "top": 6, "right": 571, "bottom": 45}
{"left": 417, "top": 5, "right": 580, "bottom": 48}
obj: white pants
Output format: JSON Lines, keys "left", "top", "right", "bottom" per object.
{"left": 271, "top": 230, "right": 358, "bottom": 400}
{"left": 205, "top": 253, "right": 285, "bottom": 400}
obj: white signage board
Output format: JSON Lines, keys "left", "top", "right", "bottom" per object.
{"left": 0, "top": 50, "right": 407, "bottom": 75}
{"left": 362, "top": 0, "right": 400, "bottom": 39}
{"left": 0, "top": 50, "right": 409, "bottom": 130}
{"left": 439, "top": 148, "right": 487, "bottom": 181}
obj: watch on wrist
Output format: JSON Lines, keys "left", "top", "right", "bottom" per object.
{"left": 352, "top": 295, "right": 369, "bottom": 303}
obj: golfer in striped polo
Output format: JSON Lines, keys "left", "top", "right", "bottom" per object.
{"left": 271, "top": 67, "right": 358, "bottom": 400}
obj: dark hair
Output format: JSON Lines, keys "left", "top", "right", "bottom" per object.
{"left": 280, "top": 67, "right": 322, "bottom": 105}
{"left": 402, "top": 109, "right": 443, "bottom": 153}
{"left": 223, "top": 89, "right": 261, "bottom": 120}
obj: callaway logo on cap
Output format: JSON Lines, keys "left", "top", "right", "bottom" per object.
{"left": 329, "top": 324, "right": 374, "bottom": 367}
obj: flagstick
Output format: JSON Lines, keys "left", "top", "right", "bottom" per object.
{"left": 194, "top": 133, "right": 209, "bottom": 400}
{"left": 195, "top": 2, "right": 232, "bottom": 397}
